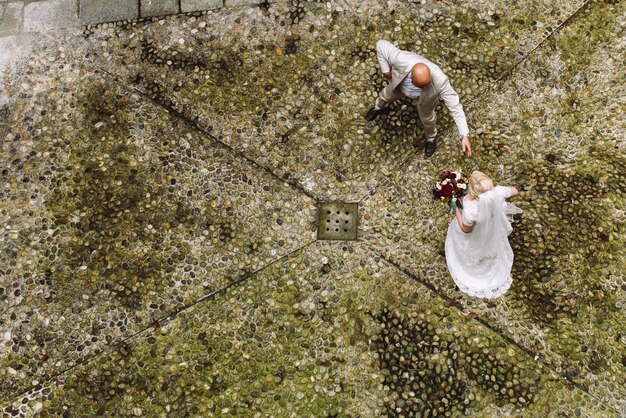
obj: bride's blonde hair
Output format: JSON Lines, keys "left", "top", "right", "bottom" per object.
{"left": 469, "top": 171, "right": 494, "bottom": 196}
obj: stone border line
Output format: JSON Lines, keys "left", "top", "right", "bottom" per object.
{"left": 98, "top": 66, "right": 320, "bottom": 201}
{"left": 7, "top": 234, "right": 317, "bottom": 402}
{"left": 79, "top": 0, "right": 279, "bottom": 25}
{"left": 465, "top": 0, "right": 591, "bottom": 106}
{"left": 373, "top": 251, "right": 617, "bottom": 412}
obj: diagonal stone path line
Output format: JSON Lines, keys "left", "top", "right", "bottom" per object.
{"left": 370, "top": 249, "right": 620, "bottom": 415}
{"left": 465, "top": 0, "right": 592, "bottom": 107}
{"left": 7, "top": 237, "right": 318, "bottom": 403}
{"left": 98, "top": 66, "right": 321, "bottom": 202}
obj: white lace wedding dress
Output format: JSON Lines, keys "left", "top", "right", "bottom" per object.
{"left": 445, "top": 186, "right": 522, "bottom": 298}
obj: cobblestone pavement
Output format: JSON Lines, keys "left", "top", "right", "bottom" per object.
{"left": 1, "top": 0, "right": 625, "bottom": 416}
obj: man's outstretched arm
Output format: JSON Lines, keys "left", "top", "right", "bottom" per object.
{"left": 439, "top": 78, "right": 472, "bottom": 156}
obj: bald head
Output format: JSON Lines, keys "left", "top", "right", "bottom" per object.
{"left": 411, "top": 63, "right": 431, "bottom": 88}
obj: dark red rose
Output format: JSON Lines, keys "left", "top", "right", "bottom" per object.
{"left": 441, "top": 183, "right": 454, "bottom": 197}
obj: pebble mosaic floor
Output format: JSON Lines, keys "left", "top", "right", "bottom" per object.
{"left": 1, "top": 0, "right": 625, "bottom": 416}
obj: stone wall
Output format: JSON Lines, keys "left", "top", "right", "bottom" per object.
{"left": 79, "top": 0, "right": 278, "bottom": 25}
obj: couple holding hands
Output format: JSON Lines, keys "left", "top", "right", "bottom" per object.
{"left": 366, "top": 40, "right": 521, "bottom": 298}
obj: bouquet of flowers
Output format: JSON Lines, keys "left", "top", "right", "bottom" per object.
{"left": 432, "top": 170, "right": 469, "bottom": 213}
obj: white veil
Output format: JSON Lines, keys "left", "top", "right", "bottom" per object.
{"left": 466, "top": 190, "right": 522, "bottom": 262}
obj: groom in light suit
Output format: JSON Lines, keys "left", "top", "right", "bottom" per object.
{"left": 365, "top": 40, "right": 472, "bottom": 157}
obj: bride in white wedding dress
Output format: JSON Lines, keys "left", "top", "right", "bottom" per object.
{"left": 445, "top": 171, "right": 521, "bottom": 298}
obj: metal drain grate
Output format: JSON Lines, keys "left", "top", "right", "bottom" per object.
{"left": 317, "top": 202, "right": 358, "bottom": 240}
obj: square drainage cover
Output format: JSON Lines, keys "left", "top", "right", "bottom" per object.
{"left": 318, "top": 202, "right": 358, "bottom": 240}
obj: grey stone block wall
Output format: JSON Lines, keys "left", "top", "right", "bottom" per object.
{"left": 80, "top": 0, "right": 138, "bottom": 24}
{"left": 0, "top": 2, "right": 24, "bottom": 33}
{"left": 181, "top": 0, "right": 222, "bottom": 13}
{"left": 225, "top": 0, "right": 264, "bottom": 7}
{"left": 24, "top": 0, "right": 79, "bottom": 32}
{"left": 78, "top": 0, "right": 283, "bottom": 25}
{"left": 141, "top": 0, "right": 179, "bottom": 18}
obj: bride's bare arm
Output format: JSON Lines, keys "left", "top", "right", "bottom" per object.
{"left": 508, "top": 186, "right": 519, "bottom": 197}
{"left": 456, "top": 207, "right": 474, "bottom": 233}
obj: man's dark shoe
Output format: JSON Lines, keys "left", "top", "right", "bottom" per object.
{"left": 365, "top": 107, "right": 380, "bottom": 122}
{"left": 424, "top": 140, "right": 437, "bottom": 157}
